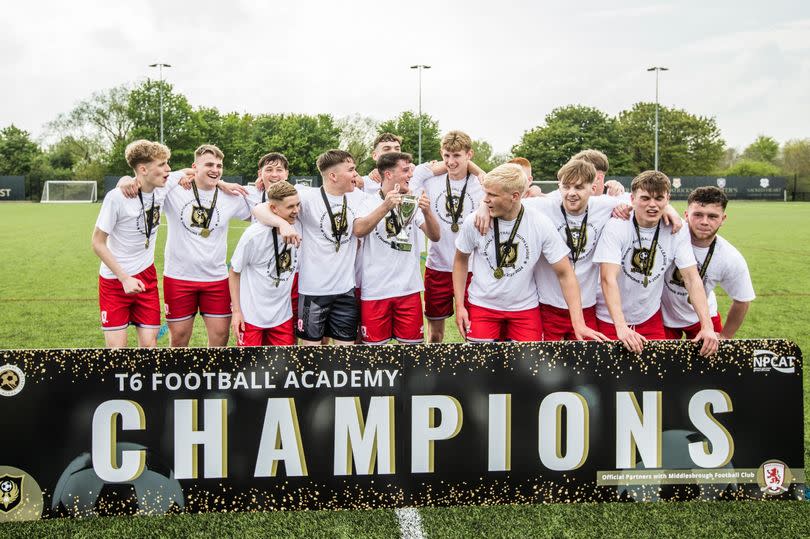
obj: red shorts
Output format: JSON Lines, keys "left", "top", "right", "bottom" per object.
{"left": 360, "top": 292, "right": 424, "bottom": 344}
{"left": 540, "top": 304, "right": 598, "bottom": 341}
{"left": 466, "top": 303, "right": 542, "bottom": 342}
{"left": 424, "top": 268, "right": 471, "bottom": 320}
{"left": 163, "top": 276, "right": 231, "bottom": 322}
{"left": 597, "top": 309, "right": 666, "bottom": 340}
{"left": 98, "top": 265, "right": 161, "bottom": 330}
{"left": 665, "top": 314, "right": 723, "bottom": 340}
{"left": 238, "top": 319, "right": 294, "bottom": 346}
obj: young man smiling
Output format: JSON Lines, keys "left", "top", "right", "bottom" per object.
{"left": 661, "top": 186, "right": 755, "bottom": 339}
{"left": 92, "top": 140, "right": 172, "bottom": 348}
{"left": 593, "top": 171, "right": 719, "bottom": 356}
{"left": 230, "top": 181, "right": 301, "bottom": 346}
{"left": 353, "top": 151, "right": 441, "bottom": 344}
{"left": 453, "top": 163, "right": 602, "bottom": 342}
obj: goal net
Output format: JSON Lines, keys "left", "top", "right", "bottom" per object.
{"left": 41, "top": 181, "right": 98, "bottom": 203}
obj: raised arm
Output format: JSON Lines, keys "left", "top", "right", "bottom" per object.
{"left": 251, "top": 204, "right": 301, "bottom": 247}
{"left": 353, "top": 186, "right": 402, "bottom": 238}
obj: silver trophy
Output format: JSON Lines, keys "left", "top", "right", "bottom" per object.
{"left": 392, "top": 194, "right": 419, "bottom": 251}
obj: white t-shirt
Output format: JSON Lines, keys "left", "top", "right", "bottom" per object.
{"left": 362, "top": 175, "right": 381, "bottom": 196}
{"left": 358, "top": 194, "right": 425, "bottom": 300}
{"left": 455, "top": 206, "right": 570, "bottom": 311}
{"left": 230, "top": 222, "right": 301, "bottom": 328}
{"left": 423, "top": 171, "right": 484, "bottom": 272}
{"left": 661, "top": 234, "right": 755, "bottom": 328}
{"left": 296, "top": 185, "right": 367, "bottom": 295}
{"left": 525, "top": 195, "right": 620, "bottom": 309}
{"left": 163, "top": 172, "right": 252, "bottom": 281}
{"left": 95, "top": 187, "right": 167, "bottom": 279}
{"left": 593, "top": 215, "right": 696, "bottom": 325}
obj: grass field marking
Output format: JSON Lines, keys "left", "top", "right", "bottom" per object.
{"left": 396, "top": 507, "right": 426, "bottom": 539}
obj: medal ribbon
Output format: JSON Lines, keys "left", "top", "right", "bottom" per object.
{"left": 445, "top": 173, "right": 470, "bottom": 231}
{"left": 320, "top": 186, "right": 348, "bottom": 249}
{"left": 698, "top": 237, "right": 717, "bottom": 282}
{"left": 191, "top": 180, "right": 218, "bottom": 230}
{"left": 272, "top": 227, "right": 290, "bottom": 287}
{"left": 632, "top": 214, "right": 661, "bottom": 286}
{"left": 493, "top": 205, "right": 524, "bottom": 274}
{"left": 561, "top": 204, "right": 588, "bottom": 266}
{"left": 137, "top": 188, "right": 156, "bottom": 248}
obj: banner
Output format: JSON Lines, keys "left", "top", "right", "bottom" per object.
{"left": 606, "top": 176, "right": 787, "bottom": 200}
{"left": 0, "top": 176, "right": 25, "bottom": 201}
{"left": 0, "top": 340, "right": 803, "bottom": 521}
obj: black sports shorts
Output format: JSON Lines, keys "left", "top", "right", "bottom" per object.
{"left": 297, "top": 289, "right": 359, "bottom": 342}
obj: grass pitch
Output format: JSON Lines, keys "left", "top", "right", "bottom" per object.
{"left": 0, "top": 201, "right": 808, "bottom": 537}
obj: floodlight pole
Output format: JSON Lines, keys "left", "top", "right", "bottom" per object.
{"left": 149, "top": 63, "right": 172, "bottom": 144}
{"left": 647, "top": 66, "right": 668, "bottom": 171}
{"left": 410, "top": 64, "right": 431, "bottom": 164}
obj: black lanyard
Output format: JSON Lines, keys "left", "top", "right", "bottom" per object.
{"left": 138, "top": 189, "right": 156, "bottom": 249}
{"left": 698, "top": 237, "right": 717, "bottom": 282}
{"left": 445, "top": 173, "right": 470, "bottom": 232}
{"left": 191, "top": 180, "right": 218, "bottom": 234}
{"left": 492, "top": 205, "right": 524, "bottom": 279}
{"left": 320, "top": 186, "right": 348, "bottom": 252}
{"left": 632, "top": 215, "right": 661, "bottom": 288}
{"left": 271, "top": 228, "right": 291, "bottom": 287}
{"left": 261, "top": 190, "right": 266, "bottom": 204}
{"left": 561, "top": 204, "right": 588, "bottom": 267}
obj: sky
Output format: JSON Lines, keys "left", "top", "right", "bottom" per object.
{"left": 1, "top": 0, "right": 808, "bottom": 155}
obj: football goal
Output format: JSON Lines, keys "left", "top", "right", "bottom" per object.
{"left": 41, "top": 181, "right": 98, "bottom": 203}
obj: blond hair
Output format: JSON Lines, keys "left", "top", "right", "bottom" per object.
{"left": 570, "top": 149, "right": 609, "bottom": 173}
{"left": 194, "top": 144, "right": 224, "bottom": 160}
{"left": 558, "top": 159, "right": 597, "bottom": 186}
{"left": 266, "top": 181, "right": 298, "bottom": 202}
{"left": 483, "top": 163, "right": 526, "bottom": 195}
{"left": 125, "top": 140, "right": 170, "bottom": 170}
{"left": 441, "top": 130, "right": 473, "bottom": 152}
{"left": 631, "top": 170, "right": 670, "bottom": 196}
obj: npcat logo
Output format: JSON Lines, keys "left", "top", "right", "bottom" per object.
{"left": 752, "top": 350, "right": 796, "bottom": 374}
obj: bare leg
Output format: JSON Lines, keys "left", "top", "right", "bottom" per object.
{"left": 103, "top": 329, "right": 129, "bottom": 348}
{"left": 135, "top": 327, "right": 159, "bottom": 348}
{"left": 301, "top": 339, "right": 322, "bottom": 346}
{"left": 168, "top": 318, "right": 195, "bottom": 347}
{"left": 427, "top": 319, "right": 445, "bottom": 343}
{"left": 203, "top": 316, "right": 231, "bottom": 347}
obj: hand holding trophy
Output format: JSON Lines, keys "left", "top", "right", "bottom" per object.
{"left": 393, "top": 193, "right": 419, "bottom": 252}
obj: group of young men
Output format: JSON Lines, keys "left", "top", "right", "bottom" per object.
{"left": 93, "top": 130, "right": 755, "bottom": 355}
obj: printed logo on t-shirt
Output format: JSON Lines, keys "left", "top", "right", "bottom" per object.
{"left": 555, "top": 221, "right": 600, "bottom": 262}
{"left": 622, "top": 244, "right": 669, "bottom": 286}
{"left": 373, "top": 215, "right": 415, "bottom": 252}
{"left": 433, "top": 190, "right": 478, "bottom": 227}
{"left": 135, "top": 205, "right": 161, "bottom": 233}
{"left": 318, "top": 205, "right": 356, "bottom": 250}
{"left": 481, "top": 233, "right": 531, "bottom": 278}
{"left": 180, "top": 201, "right": 222, "bottom": 236}
{"left": 264, "top": 248, "right": 296, "bottom": 283}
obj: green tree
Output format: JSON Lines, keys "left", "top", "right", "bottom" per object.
{"left": 378, "top": 111, "right": 441, "bottom": 164}
{"left": 47, "top": 84, "right": 133, "bottom": 151}
{"left": 782, "top": 139, "right": 810, "bottom": 177}
{"left": 721, "top": 159, "right": 782, "bottom": 177}
{"left": 511, "top": 105, "right": 628, "bottom": 179}
{"left": 471, "top": 139, "right": 507, "bottom": 172}
{"left": 742, "top": 135, "right": 780, "bottom": 164}
{"left": 616, "top": 103, "right": 725, "bottom": 176}
{"left": 336, "top": 114, "right": 378, "bottom": 175}
{"left": 0, "top": 125, "right": 42, "bottom": 175}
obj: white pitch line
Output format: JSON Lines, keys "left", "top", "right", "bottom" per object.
{"left": 396, "top": 507, "right": 426, "bottom": 539}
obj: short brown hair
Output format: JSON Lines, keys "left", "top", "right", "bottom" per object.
{"left": 688, "top": 186, "right": 728, "bottom": 209}
{"left": 266, "top": 180, "right": 298, "bottom": 202}
{"left": 441, "top": 130, "right": 473, "bottom": 153}
{"left": 558, "top": 159, "right": 596, "bottom": 186}
{"left": 372, "top": 132, "right": 402, "bottom": 149}
{"left": 195, "top": 144, "right": 224, "bottom": 160}
{"left": 570, "top": 149, "right": 609, "bottom": 173}
{"left": 509, "top": 157, "right": 531, "bottom": 168}
{"left": 631, "top": 170, "right": 670, "bottom": 196}
{"left": 258, "top": 152, "right": 289, "bottom": 170}
{"left": 125, "top": 140, "right": 170, "bottom": 170}
{"left": 377, "top": 151, "right": 413, "bottom": 176}
{"left": 316, "top": 149, "right": 354, "bottom": 174}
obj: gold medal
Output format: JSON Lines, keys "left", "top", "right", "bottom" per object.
{"left": 493, "top": 267, "right": 504, "bottom": 279}
{"left": 144, "top": 238, "right": 150, "bottom": 249}
{"left": 451, "top": 223, "right": 459, "bottom": 233}
{"left": 643, "top": 275, "right": 649, "bottom": 287}
{"left": 200, "top": 228, "right": 210, "bottom": 238}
